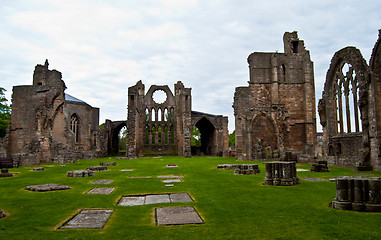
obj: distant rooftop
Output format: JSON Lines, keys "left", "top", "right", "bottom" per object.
{"left": 65, "top": 93, "right": 88, "bottom": 105}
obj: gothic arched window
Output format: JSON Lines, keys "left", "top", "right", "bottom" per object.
{"left": 70, "top": 114, "right": 80, "bottom": 143}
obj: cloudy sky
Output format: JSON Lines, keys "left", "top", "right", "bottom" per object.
{"left": 1, "top": 0, "right": 380, "bottom": 132}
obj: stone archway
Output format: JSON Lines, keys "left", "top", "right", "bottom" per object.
{"left": 111, "top": 121, "right": 127, "bottom": 156}
{"left": 193, "top": 117, "right": 216, "bottom": 156}
{"left": 252, "top": 114, "right": 277, "bottom": 152}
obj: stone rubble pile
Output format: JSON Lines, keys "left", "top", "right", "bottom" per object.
{"left": 234, "top": 165, "right": 260, "bottom": 175}
{"left": 99, "top": 162, "right": 117, "bottom": 166}
{"left": 0, "top": 168, "right": 13, "bottom": 177}
{"left": 86, "top": 166, "right": 108, "bottom": 172}
{"left": 25, "top": 184, "right": 71, "bottom": 192}
{"left": 67, "top": 170, "right": 94, "bottom": 177}
{"left": 310, "top": 161, "right": 329, "bottom": 172}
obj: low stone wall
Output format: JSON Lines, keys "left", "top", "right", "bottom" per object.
{"left": 331, "top": 176, "right": 381, "bottom": 212}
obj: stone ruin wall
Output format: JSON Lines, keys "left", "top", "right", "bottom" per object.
{"left": 4, "top": 61, "right": 103, "bottom": 166}
{"left": 319, "top": 30, "right": 381, "bottom": 171}
{"left": 233, "top": 31, "right": 317, "bottom": 161}
{"left": 126, "top": 81, "right": 229, "bottom": 158}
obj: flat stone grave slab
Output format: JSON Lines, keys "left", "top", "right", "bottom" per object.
{"left": 87, "top": 166, "right": 108, "bottom": 172}
{"left": 118, "top": 193, "right": 193, "bottom": 206}
{"left": 145, "top": 194, "right": 171, "bottom": 204}
{"left": 90, "top": 179, "right": 113, "bottom": 184}
{"left": 170, "top": 193, "right": 193, "bottom": 203}
{"left": 297, "top": 169, "right": 309, "bottom": 172}
{"left": 128, "top": 176, "right": 151, "bottom": 178}
{"left": 165, "top": 184, "right": 174, "bottom": 187}
{"left": 166, "top": 164, "right": 178, "bottom": 168}
{"left": 157, "top": 175, "right": 184, "bottom": 178}
{"left": 86, "top": 187, "right": 115, "bottom": 195}
{"left": 60, "top": 209, "right": 113, "bottom": 229}
{"left": 119, "top": 196, "right": 146, "bottom": 206}
{"left": 67, "top": 170, "right": 94, "bottom": 177}
{"left": 32, "top": 167, "right": 44, "bottom": 171}
{"left": 121, "top": 169, "right": 134, "bottom": 172}
{"left": 25, "top": 184, "right": 71, "bottom": 192}
{"left": 156, "top": 206, "right": 203, "bottom": 225}
{"left": 300, "top": 177, "right": 328, "bottom": 182}
{"left": 163, "top": 179, "right": 182, "bottom": 183}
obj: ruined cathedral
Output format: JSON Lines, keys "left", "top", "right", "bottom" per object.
{"left": 2, "top": 30, "right": 381, "bottom": 172}
{"left": 233, "top": 32, "right": 317, "bottom": 160}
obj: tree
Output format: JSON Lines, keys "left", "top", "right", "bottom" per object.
{"left": 118, "top": 126, "right": 127, "bottom": 152}
{"left": 191, "top": 126, "right": 201, "bottom": 146}
{"left": 229, "top": 130, "right": 235, "bottom": 147}
{"left": 0, "top": 87, "right": 11, "bottom": 138}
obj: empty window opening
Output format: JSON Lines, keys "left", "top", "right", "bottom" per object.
{"left": 164, "top": 126, "right": 168, "bottom": 144}
{"left": 152, "top": 126, "right": 156, "bottom": 144}
{"left": 158, "top": 126, "right": 162, "bottom": 144}
{"left": 335, "top": 63, "right": 361, "bottom": 133}
{"left": 151, "top": 108, "right": 155, "bottom": 121}
{"left": 170, "top": 108, "right": 175, "bottom": 122}
{"left": 145, "top": 125, "right": 149, "bottom": 144}
{"left": 164, "top": 108, "right": 168, "bottom": 121}
{"left": 170, "top": 126, "right": 175, "bottom": 144}
{"left": 145, "top": 108, "right": 149, "bottom": 121}
{"left": 292, "top": 41, "right": 299, "bottom": 53}
{"left": 158, "top": 108, "right": 162, "bottom": 121}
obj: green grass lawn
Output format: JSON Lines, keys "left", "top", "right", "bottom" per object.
{"left": 0, "top": 156, "right": 380, "bottom": 240}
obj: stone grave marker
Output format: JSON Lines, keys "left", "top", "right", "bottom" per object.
{"left": 157, "top": 175, "right": 184, "bottom": 178}
{"left": 300, "top": 177, "right": 328, "bottom": 182}
{"left": 156, "top": 206, "right": 203, "bottom": 225}
{"left": 67, "top": 170, "right": 94, "bottom": 177}
{"left": 118, "top": 196, "right": 146, "bottom": 206}
{"left": 90, "top": 179, "right": 113, "bottom": 184}
{"left": 60, "top": 209, "right": 114, "bottom": 229}
{"left": 170, "top": 193, "right": 193, "bottom": 203}
{"left": 128, "top": 176, "right": 151, "bottom": 178}
{"left": 86, "top": 187, "right": 115, "bottom": 195}
{"left": 32, "top": 167, "right": 44, "bottom": 171}
{"left": 99, "top": 162, "right": 117, "bottom": 166}
{"left": 121, "top": 169, "right": 134, "bottom": 172}
{"left": 165, "top": 184, "right": 175, "bottom": 187}
{"left": 25, "top": 184, "right": 70, "bottom": 192}
{"left": 118, "top": 193, "right": 193, "bottom": 206}
{"left": 166, "top": 164, "right": 178, "bottom": 168}
{"left": 145, "top": 194, "right": 171, "bottom": 204}
{"left": 162, "top": 179, "right": 181, "bottom": 183}
{"left": 87, "top": 166, "right": 108, "bottom": 172}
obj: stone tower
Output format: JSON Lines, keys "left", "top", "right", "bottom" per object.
{"left": 233, "top": 31, "right": 317, "bottom": 160}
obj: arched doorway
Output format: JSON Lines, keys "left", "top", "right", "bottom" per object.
{"left": 252, "top": 114, "right": 277, "bottom": 154}
{"left": 192, "top": 117, "right": 216, "bottom": 156}
{"left": 111, "top": 122, "right": 127, "bottom": 156}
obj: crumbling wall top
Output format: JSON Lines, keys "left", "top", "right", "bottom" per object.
{"left": 33, "top": 59, "right": 66, "bottom": 89}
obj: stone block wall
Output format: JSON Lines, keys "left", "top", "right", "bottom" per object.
{"left": 233, "top": 31, "right": 317, "bottom": 160}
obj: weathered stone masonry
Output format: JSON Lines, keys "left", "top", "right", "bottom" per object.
{"left": 233, "top": 32, "right": 317, "bottom": 160}
{"left": 7, "top": 60, "right": 102, "bottom": 165}
{"left": 319, "top": 30, "right": 381, "bottom": 171}
{"left": 126, "top": 81, "right": 229, "bottom": 158}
